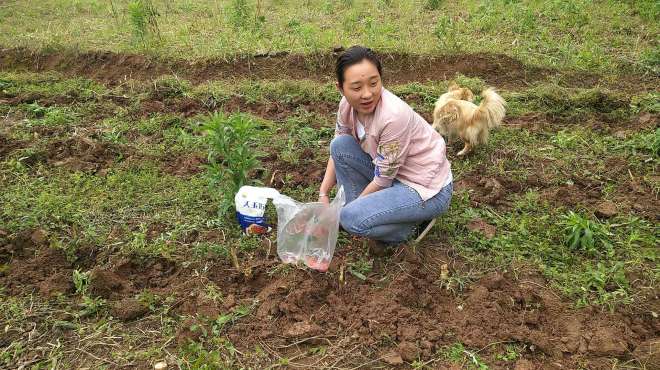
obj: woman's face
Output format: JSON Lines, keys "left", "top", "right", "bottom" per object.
{"left": 338, "top": 59, "right": 382, "bottom": 115}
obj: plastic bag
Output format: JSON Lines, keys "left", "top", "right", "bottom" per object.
{"left": 234, "top": 186, "right": 345, "bottom": 272}
{"left": 273, "top": 186, "right": 345, "bottom": 272}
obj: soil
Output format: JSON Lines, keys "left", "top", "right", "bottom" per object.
{"left": 453, "top": 151, "right": 658, "bottom": 222}
{"left": 43, "top": 136, "right": 132, "bottom": 172}
{"left": 0, "top": 134, "right": 25, "bottom": 160}
{"left": 160, "top": 154, "right": 207, "bottom": 177}
{"left": 1, "top": 229, "right": 657, "bottom": 369}
{"left": 1, "top": 47, "right": 551, "bottom": 88}
{"left": 110, "top": 298, "right": 150, "bottom": 321}
{"left": 261, "top": 148, "right": 327, "bottom": 189}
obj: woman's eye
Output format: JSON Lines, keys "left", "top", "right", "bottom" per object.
{"left": 353, "top": 88, "right": 361, "bottom": 91}
{"left": 371, "top": 82, "right": 378, "bottom": 87}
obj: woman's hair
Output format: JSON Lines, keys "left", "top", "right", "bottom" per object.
{"left": 335, "top": 46, "right": 382, "bottom": 87}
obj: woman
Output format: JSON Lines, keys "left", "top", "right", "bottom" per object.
{"left": 318, "top": 46, "right": 453, "bottom": 253}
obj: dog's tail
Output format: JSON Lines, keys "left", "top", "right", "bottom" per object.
{"left": 474, "top": 88, "right": 506, "bottom": 129}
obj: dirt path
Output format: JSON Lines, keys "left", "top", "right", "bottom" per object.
{"left": 0, "top": 46, "right": 613, "bottom": 89}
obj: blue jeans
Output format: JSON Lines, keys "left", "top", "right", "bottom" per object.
{"left": 331, "top": 135, "right": 453, "bottom": 244}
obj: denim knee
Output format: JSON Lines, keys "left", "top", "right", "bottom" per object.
{"left": 339, "top": 205, "right": 368, "bottom": 237}
{"left": 330, "top": 135, "right": 358, "bottom": 159}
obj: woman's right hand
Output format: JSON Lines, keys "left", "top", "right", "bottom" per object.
{"left": 318, "top": 194, "right": 330, "bottom": 206}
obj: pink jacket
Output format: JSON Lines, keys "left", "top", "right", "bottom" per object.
{"left": 335, "top": 88, "right": 452, "bottom": 200}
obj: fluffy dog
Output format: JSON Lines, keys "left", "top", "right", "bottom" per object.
{"left": 432, "top": 86, "right": 506, "bottom": 156}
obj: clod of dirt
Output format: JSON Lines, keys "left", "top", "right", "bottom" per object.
{"left": 177, "top": 293, "right": 221, "bottom": 318}
{"left": 638, "top": 112, "right": 652, "bottom": 125}
{"left": 175, "top": 319, "right": 204, "bottom": 345}
{"left": 0, "top": 241, "right": 73, "bottom": 295}
{"left": 111, "top": 298, "right": 150, "bottom": 321}
{"left": 38, "top": 271, "right": 73, "bottom": 297}
{"left": 222, "top": 294, "right": 236, "bottom": 309}
{"left": 46, "top": 136, "right": 129, "bottom": 172}
{"left": 481, "top": 272, "right": 506, "bottom": 291}
{"left": 30, "top": 229, "right": 48, "bottom": 244}
{"left": 614, "top": 130, "right": 628, "bottom": 139}
{"left": 594, "top": 201, "right": 618, "bottom": 219}
{"left": 381, "top": 351, "right": 404, "bottom": 365}
{"left": 0, "top": 134, "right": 25, "bottom": 159}
{"left": 455, "top": 176, "right": 511, "bottom": 208}
{"left": 633, "top": 339, "right": 660, "bottom": 369}
{"left": 161, "top": 154, "right": 206, "bottom": 177}
{"left": 514, "top": 359, "right": 535, "bottom": 370}
{"left": 587, "top": 327, "right": 628, "bottom": 357}
{"left": 284, "top": 321, "right": 322, "bottom": 338}
{"left": 397, "top": 341, "right": 419, "bottom": 362}
{"left": 466, "top": 218, "right": 497, "bottom": 239}
{"left": 88, "top": 268, "right": 128, "bottom": 299}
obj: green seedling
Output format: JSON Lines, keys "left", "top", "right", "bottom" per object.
{"left": 561, "top": 211, "right": 613, "bottom": 256}
{"left": 72, "top": 269, "right": 90, "bottom": 295}
{"left": 202, "top": 112, "right": 262, "bottom": 218}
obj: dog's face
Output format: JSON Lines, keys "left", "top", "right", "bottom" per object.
{"left": 437, "top": 103, "right": 460, "bottom": 124}
{"left": 434, "top": 103, "right": 461, "bottom": 135}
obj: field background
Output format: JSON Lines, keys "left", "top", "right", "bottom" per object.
{"left": 0, "top": 1, "right": 658, "bottom": 369}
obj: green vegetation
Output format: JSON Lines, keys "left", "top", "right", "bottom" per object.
{"left": 202, "top": 112, "right": 263, "bottom": 217}
{"left": 0, "top": 1, "right": 657, "bottom": 74}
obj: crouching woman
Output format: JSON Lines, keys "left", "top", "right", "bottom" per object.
{"left": 318, "top": 46, "right": 453, "bottom": 253}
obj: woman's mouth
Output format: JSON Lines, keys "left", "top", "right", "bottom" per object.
{"left": 360, "top": 101, "right": 373, "bottom": 109}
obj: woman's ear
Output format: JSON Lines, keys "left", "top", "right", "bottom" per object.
{"left": 336, "top": 82, "right": 344, "bottom": 96}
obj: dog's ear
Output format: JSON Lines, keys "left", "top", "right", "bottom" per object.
{"left": 461, "top": 88, "right": 475, "bottom": 101}
{"left": 448, "top": 82, "right": 460, "bottom": 92}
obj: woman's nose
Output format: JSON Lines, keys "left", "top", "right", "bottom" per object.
{"left": 362, "top": 87, "right": 372, "bottom": 99}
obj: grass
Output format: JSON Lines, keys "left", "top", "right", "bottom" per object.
{"left": 0, "top": 1, "right": 657, "bottom": 75}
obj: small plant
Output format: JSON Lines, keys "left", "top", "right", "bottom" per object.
{"left": 72, "top": 269, "right": 90, "bottom": 295}
{"left": 71, "top": 270, "right": 104, "bottom": 318}
{"left": 212, "top": 301, "right": 256, "bottom": 335}
{"left": 151, "top": 75, "right": 191, "bottom": 99}
{"left": 496, "top": 344, "right": 520, "bottom": 362}
{"left": 441, "top": 342, "right": 490, "bottom": 369}
{"left": 137, "top": 290, "right": 160, "bottom": 311}
{"left": 347, "top": 257, "right": 373, "bottom": 281}
{"left": 21, "top": 103, "right": 76, "bottom": 127}
{"left": 577, "top": 261, "right": 630, "bottom": 308}
{"left": 229, "top": 0, "right": 265, "bottom": 29}
{"left": 179, "top": 342, "right": 224, "bottom": 369}
{"left": 24, "top": 102, "right": 48, "bottom": 118}
{"left": 128, "top": 0, "right": 161, "bottom": 44}
{"left": 615, "top": 128, "right": 660, "bottom": 158}
{"left": 561, "top": 211, "right": 613, "bottom": 256}
{"left": 229, "top": 0, "right": 250, "bottom": 28}
{"left": 433, "top": 14, "right": 461, "bottom": 50}
{"left": 425, "top": 0, "right": 443, "bottom": 11}
{"left": 551, "top": 130, "right": 585, "bottom": 149}
{"left": 202, "top": 113, "right": 262, "bottom": 217}
{"left": 78, "top": 296, "right": 105, "bottom": 318}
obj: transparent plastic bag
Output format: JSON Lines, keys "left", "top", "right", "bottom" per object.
{"left": 272, "top": 186, "right": 345, "bottom": 272}
{"left": 234, "top": 186, "right": 345, "bottom": 272}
